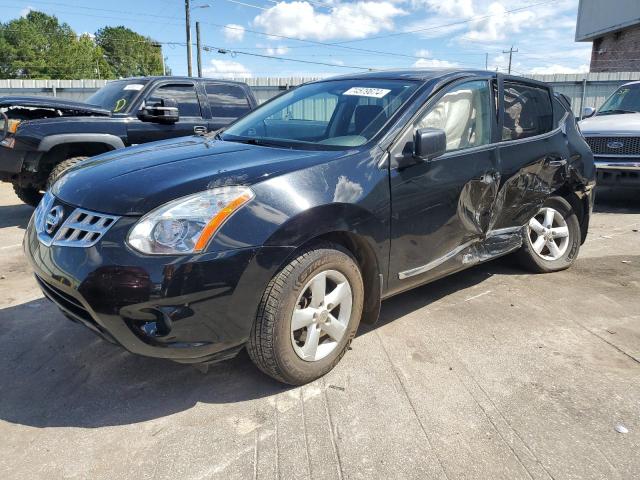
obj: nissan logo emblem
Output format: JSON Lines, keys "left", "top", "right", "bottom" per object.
{"left": 45, "top": 205, "right": 64, "bottom": 235}
{"left": 607, "top": 141, "right": 624, "bottom": 149}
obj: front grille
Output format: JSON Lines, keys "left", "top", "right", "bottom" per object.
{"left": 34, "top": 192, "right": 119, "bottom": 248}
{"left": 585, "top": 136, "right": 640, "bottom": 156}
{"left": 53, "top": 208, "right": 118, "bottom": 247}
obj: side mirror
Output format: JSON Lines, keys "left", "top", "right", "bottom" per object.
{"left": 138, "top": 98, "right": 180, "bottom": 124}
{"left": 414, "top": 128, "right": 446, "bottom": 161}
{"left": 582, "top": 107, "right": 596, "bottom": 119}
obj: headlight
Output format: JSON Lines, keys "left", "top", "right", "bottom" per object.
{"left": 127, "top": 186, "right": 254, "bottom": 255}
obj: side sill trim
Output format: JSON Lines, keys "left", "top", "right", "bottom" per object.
{"left": 397, "top": 226, "right": 524, "bottom": 280}
{"left": 398, "top": 239, "right": 477, "bottom": 280}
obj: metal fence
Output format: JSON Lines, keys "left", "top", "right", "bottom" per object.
{"left": 2, "top": 73, "right": 640, "bottom": 113}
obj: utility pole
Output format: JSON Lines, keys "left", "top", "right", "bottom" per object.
{"left": 485, "top": 53, "right": 488, "bottom": 70}
{"left": 196, "top": 21, "right": 203, "bottom": 78}
{"left": 502, "top": 45, "right": 518, "bottom": 74}
{"left": 185, "top": 0, "right": 193, "bottom": 76}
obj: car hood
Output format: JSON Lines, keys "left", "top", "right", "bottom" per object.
{"left": 52, "top": 136, "right": 346, "bottom": 215}
{"left": 579, "top": 113, "right": 640, "bottom": 135}
{"left": 0, "top": 96, "right": 111, "bottom": 117}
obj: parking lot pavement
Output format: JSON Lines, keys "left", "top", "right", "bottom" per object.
{"left": 0, "top": 183, "right": 639, "bottom": 480}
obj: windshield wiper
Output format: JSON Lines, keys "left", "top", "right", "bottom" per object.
{"left": 597, "top": 109, "right": 639, "bottom": 115}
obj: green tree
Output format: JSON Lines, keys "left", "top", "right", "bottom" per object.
{"left": 95, "top": 26, "right": 164, "bottom": 78}
{"left": 0, "top": 11, "right": 114, "bottom": 79}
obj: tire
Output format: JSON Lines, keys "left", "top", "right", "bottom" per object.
{"left": 248, "top": 242, "right": 364, "bottom": 385}
{"left": 12, "top": 184, "right": 42, "bottom": 207}
{"left": 516, "top": 195, "right": 581, "bottom": 273}
{"left": 46, "top": 156, "right": 88, "bottom": 190}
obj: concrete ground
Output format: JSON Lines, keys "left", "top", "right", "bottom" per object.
{"left": 1, "top": 182, "right": 639, "bottom": 480}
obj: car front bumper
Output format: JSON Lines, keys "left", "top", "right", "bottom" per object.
{"left": 595, "top": 159, "right": 640, "bottom": 187}
{"left": 24, "top": 209, "right": 294, "bottom": 364}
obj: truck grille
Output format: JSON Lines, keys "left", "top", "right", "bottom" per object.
{"left": 35, "top": 192, "right": 119, "bottom": 248}
{"left": 585, "top": 136, "right": 640, "bottom": 156}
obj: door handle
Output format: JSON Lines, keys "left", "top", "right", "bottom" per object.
{"left": 194, "top": 125, "right": 208, "bottom": 135}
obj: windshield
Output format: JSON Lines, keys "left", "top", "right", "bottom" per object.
{"left": 221, "top": 79, "right": 420, "bottom": 149}
{"left": 598, "top": 83, "right": 640, "bottom": 115}
{"left": 86, "top": 80, "right": 149, "bottom": 113}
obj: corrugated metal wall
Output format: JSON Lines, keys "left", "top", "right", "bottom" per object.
{"left": 2, "top": 73, "right": 640, "bottom": 113}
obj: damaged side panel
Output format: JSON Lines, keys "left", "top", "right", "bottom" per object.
{"left": 388, "top": 80, "right": 591, "bottom": 295}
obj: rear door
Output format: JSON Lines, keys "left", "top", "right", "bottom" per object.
{"left": 127, "top": 81, "right": 208, "bottom": 144}
{"left": 388, "top": 78, "right": 500, "bottom": 292}
{"left": 490, "top": 77, "right": 570, "bottom": 231}
{"left": 204, "top": 82, "right": 253, "bottom": 132}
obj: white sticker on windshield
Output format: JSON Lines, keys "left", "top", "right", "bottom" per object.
{"left": 123, "top": 84, "right": 145, "bottom": 91}
{"left": 343, "top": 87, "right": 391, "bottom": 98}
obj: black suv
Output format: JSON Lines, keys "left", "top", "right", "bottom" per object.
{"left": 25, "top": 70, "right": 595, "bottom": 385}
{"left": 0, "top": 76, "right": 257, "bottom": 206}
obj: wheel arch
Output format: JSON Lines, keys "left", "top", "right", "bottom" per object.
{"left": 552, "top": 183, "right": 590, "bottom": 244}
{"left": 38, "top": 140, "right": 120, "bottom": 174}
{"left": 233, "top": 200, "right": 388, "bottom": 326}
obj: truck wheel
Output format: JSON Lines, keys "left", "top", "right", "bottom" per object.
{"left": 247, "top": 242, "right": 364, "bottom": 385}
{"left": 12, "top": 185, "right": 42, "bottom": 207}
{"left": 46, "top": 156, "right": 88, "bottom": 190}
{"left": 516, "top": 196, "right": 581, "bottom": 273}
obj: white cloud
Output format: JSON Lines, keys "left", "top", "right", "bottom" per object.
{"left": 223, "top": 24, "right": 245, "bottom": 42}
{"left": 462, "top": 2, "right": 535, "bottom": 42}
{"left": 415, "top": 49, "right": 431, "bottom": 58}
{"left": 203, "top": 59, "right": 252, "bottom": 78}
{"left": 253, "top": 1, "right": 406, "bottom": 41}
{"left": 528, "top": 64, "right": 589, "bottom": 75}
{"left": 257, "top": 44, "right": 291, "bottom": 56}
{"left": 412, "top": 58, "right": 460, "bottom": 68}
{"left": 411, "top": 0, "right": 474, "bottom": 18}
{"left": 20, "top": 6, "right": 33, "bottom": 16}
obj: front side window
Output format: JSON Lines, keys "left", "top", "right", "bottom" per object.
{"left": 146, "top": 84, "right": 202, "bottom": 118}
{"left": 86, "top": 80, "right": 149, "bottom": 113}
{"left": 598, "top": 83, "right": 640, "bottom": 115}
{"left": 207, "top": 84, "right": 251, "bottom": 118}
{"left": 417, "top": 80, "right": 492, "bottom": 152}
{"left": 222, "top": 79, "right": 420, "bottom": 149}
{"left": 502, "top": 82, "right": 553, "bottom": 141}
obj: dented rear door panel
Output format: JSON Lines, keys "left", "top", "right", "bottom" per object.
{"left": 490, "top": 128, "right": 570, "bottom": 231}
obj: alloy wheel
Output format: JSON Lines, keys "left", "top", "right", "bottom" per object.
{"left": 527, "top": 207, "right": 570, "bottom": 261}
{"left": 290, "top": 269, "right": 353, "bottom": 362}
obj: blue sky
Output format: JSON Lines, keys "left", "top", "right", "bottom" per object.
{"left": 3, "top": 0, "right": 592, "bottom": 78}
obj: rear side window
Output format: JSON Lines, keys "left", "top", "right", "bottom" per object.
{"left": 502, "top": 82, "right": 553, "bottom": 141}
{"left": 147, "top": 84, "right": 202, "bottom": 117}
{"left": 206, "top": 84, "right": 251, "bottom": 118}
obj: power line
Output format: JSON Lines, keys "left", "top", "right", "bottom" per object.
{"left": 203, "top": 45, "right": 377, "bottom": 71}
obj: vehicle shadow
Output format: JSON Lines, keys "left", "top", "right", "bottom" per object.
{"left": 0, "top": 203, "right": 33, "bottom": 229}
{"left": 0, "top": 257, "right": 519, "bottom": 429}
{"left": 594, "top": 187, "right": 640, "bottom": 214}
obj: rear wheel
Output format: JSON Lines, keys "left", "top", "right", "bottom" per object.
{"left": 247, "top": 243, "right": 364, "bottom": 385}
{"left": 12, "top": 184, "right": 42, "bottom": 207}
{"left": 46, "top": 156, "right": 88, "bottom": 190}
{"left": 516, "top": 196, "right": 581, "bottom": 273}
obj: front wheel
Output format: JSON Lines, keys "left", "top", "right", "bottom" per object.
{"left": 12, "top": 184, "right": 42, "bottom": 207}
{"left": 247, "top": 243, "right": 364, "bottom": 385}
{"left": 46, "top": 156, "right": 88, "bottom": 190}
{"left": 516, "top": 196, "right": 581, "bottom": 273}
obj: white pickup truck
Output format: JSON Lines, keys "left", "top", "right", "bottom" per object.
{"left": 579, "top": 80, "right": 640, "bottom": 188}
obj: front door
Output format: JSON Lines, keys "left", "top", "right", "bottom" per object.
{"left": 127, "top": 82, "right": 208, "bottom": 145}
{"left": 388, "top": 78, "right": 500, "bottom": 293}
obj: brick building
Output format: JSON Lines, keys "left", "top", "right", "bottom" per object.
{"left": 576, "top": 0, "right": 640, "bottom": 72}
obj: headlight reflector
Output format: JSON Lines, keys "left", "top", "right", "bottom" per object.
{"left": 127, "top": 186, "right": 254, "bottom": 255}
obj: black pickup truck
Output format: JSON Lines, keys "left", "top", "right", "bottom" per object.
{"left": 0, "top": 76, "right": 258, "bottom": 206}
